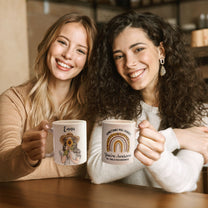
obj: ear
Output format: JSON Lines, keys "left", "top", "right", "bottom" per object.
{"left": 158, "top": 42, "right": 165, "bottom": 59}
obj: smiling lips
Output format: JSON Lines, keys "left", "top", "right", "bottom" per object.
{"left": 57, "top": 60, "right": 73, "bottom": 71}
{"left": 129, "top": 68, "right": 145, "bottom": 79}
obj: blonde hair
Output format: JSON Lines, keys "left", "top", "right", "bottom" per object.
{"left": 28, "top": 13, "right": 97, "bottom": 127}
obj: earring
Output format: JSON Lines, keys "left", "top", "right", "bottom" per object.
{"left": 160, "top": 58, "right": 166, "bottom": 76}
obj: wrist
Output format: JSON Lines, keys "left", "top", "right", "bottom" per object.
{"left": 27, "top": 157, "right": 41, "bottom": 167}
{"left": 173, "top": 128, "right": 185, "bottom": 149}
{"left": 21, "top": 146, "right": 41, "bottom": 167}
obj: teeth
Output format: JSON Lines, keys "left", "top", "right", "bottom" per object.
{"left": 130, "top": 70, "right": 144, "bottom": 78}
{"left": 57, "top": 61, "right": 71, "bottom": 69}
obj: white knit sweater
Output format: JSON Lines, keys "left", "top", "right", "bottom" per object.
{"left": 87, "top": 101, "right": 205, "bottom": 193}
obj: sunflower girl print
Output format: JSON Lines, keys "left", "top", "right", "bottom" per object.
{"left": 59, "top": 132, "right": 81, "bottom": 165}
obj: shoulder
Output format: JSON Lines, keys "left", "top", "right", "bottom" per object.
{"left": 1, "top": 82, "right": 32, "bottom": 103}
{"left": 0, "top": 82, "right": 33, "bottom": 114}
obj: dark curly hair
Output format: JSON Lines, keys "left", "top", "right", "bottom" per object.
{"left": 86, "top": 10, "right": 208, "bottom": 129}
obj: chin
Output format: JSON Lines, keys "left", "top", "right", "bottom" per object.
{"left": 131, "top": 84, "right": 145, "bottom": 91}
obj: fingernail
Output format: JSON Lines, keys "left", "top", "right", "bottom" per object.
{"left": 45, "top": 124, "right": 51, "bottom": 129}
{"left": 139, "top": 123, "right": 144, "bottom": 128}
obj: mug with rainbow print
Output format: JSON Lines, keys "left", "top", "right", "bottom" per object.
{"left": 102, "top": 119, "right": 137, "bottom": 165}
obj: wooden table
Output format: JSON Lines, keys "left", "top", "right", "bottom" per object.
{"left": 0, "top": 178, "right": 208, "bottom": 208}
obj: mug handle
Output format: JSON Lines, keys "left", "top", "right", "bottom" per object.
{"left": 135, "top": 127, "right": 140, "bottom": 135}
{"left": 45, "top": 127, "right": 54, "bottom": 158}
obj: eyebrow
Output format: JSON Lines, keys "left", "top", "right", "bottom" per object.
{"left": 57, "top": 35, "right": 88, "bottom": 50}
{"left": 113, "top": 42, "right": 144, "bottom": 54}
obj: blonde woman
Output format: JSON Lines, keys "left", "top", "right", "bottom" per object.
{"left": 0, "top": 13, "right": 97, "bottom": 181}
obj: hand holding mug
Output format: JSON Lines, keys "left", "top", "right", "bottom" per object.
{"left": 22, "top": 120, "right": 50, "bottom": 162}
{"left": 134, "top": 120, "right": 165, "bottom": 166}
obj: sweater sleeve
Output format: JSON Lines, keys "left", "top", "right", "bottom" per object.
{"left": 87, "top": 123, "right": 145, "bottom": 184}
{"left": 147, "top": 149, "right": 203, "bottom": 193}
{"left": 159, "top": 128, "right": 180, "bottom": 152}
{"left": 0, "top": 88, "right": 37, "bottom": 181}
{"left": 149, "top": 127, "right": 203, "bottom": 193}
{"left": 87, "top": 122, "right": 203, "bottom": 192}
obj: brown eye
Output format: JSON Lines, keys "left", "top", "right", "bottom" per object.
{"left": 135, "top": 47, "right": 144, "bottom": 52}
{"left": 114, "top": 55, "right": 123, "bottom": 60}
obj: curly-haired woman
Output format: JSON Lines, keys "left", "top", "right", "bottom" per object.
{"left": 86, "top": 11, "right": 208, "bottom": 193}
{"left": 0, "top": 13, "right": 97, "bottom": 181}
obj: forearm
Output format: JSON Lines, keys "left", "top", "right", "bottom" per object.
{"left": 172, "top": 125, "right": 208, "bottom": 164}
{"left": 87, "top": 150, "right": 144, "bottom": 184}
{"left": 159, "top": 128, "right": 180, "bottom": 152}
{"left": 147, "top": 149, "right": 203, "bottom": 193}
{"left": 0, "top": 146, "right": 36, "bottom": 181}
{"left": 0, "top": 88, "right": 37, "bottom": 181}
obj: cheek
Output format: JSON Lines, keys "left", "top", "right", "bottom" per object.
{"left": 49, "top": 43, "right": 62, "bottom": 59}
{"left": 46, "top": 53, "right": 52, "bottom": 70}
{"left": 46, "top": 45, "right": 56, "bottom": 68}
{"left": 142, "top": 53, "right": 160, "bottom": 72}
{"left": 148, "top": 50, "right": 160, "bottom": 67}
{"left": 139, "top": 52, "right": 151, "bottom": 63}
{"left": 149, "top": 56, "right": 160, "bottom": 73}
{"left": 76, "top": 56, "right": 87, "bottom": 68}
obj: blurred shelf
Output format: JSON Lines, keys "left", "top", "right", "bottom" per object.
{"left": 28, "top": 0, "right": 95, "bottom": 7}
{"left": 29, "top": 0, "right": 203, "bottom": 9}
{"left": 192, "top": 46, "right": 208, "bottom": 58}
{"left": 30, "top": 0, "right": 206, "bottom": 26}
{"left": 192, "top": 47, "right": 208, "bottom": 81}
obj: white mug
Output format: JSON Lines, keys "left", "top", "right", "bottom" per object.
{"left": 47, "top": 120, "right": 87, "bottom": 166}
{"left": 102, "top": 119, "right": 138, "bottom": 165}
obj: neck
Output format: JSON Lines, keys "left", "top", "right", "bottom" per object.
{"left": 48, "top": 78, "right": 71, "bottom": 109}
{"left": 141, "top": 87, "right": 158, "bottom": 107}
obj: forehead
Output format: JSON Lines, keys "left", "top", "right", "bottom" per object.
{"left": 113, "top": 27, "right": 149, "bottom": 48}
{"left": 56, "top": 22, "right": 88, "bottom": 49}
{"left": 59, "top": 22, "right": 86, "bottom": 34}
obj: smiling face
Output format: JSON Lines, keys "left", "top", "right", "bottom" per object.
{"left": 47, "top": 22, "right": 88, "bottom": 83}
{"left": 113, "top": 27, "right": 164, "bottom": 98}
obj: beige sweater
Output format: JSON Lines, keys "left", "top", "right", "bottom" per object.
{"left": 0, "top": 83, "right": 86, "bottom": 181}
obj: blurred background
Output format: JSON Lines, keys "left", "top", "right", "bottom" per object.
{"left": 0, "top": 0, "right": 208, "bottom": 94}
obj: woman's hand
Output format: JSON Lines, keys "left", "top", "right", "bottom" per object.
{"left": 173, "top": 126, "right": 208, "bottom": 164}
{"left": 22, "top": 120, "right": 51, "bottom": 162}
{"left": 134, "top": 120, "right": 165, "bottom": 166}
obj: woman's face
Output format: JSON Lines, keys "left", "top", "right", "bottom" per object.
{"left": 112, "top": 27, "right": 164, "bottom": 95}
{"left": 47, "top": 22, "right": 88, "bottom": 83}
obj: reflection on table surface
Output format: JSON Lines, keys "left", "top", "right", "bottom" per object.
{"left": 0, "top": 177, "right": 208, "bottom": 208}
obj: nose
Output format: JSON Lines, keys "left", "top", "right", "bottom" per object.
{"left": 62, "top": 47, "right": 73, "bottom": 60}
{"left": 126, "top": 53, "right": 137, "bottom": 69}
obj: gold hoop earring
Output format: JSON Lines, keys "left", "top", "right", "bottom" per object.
{"left": 160, "top": 58, "right": 166, "bottom": 76}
